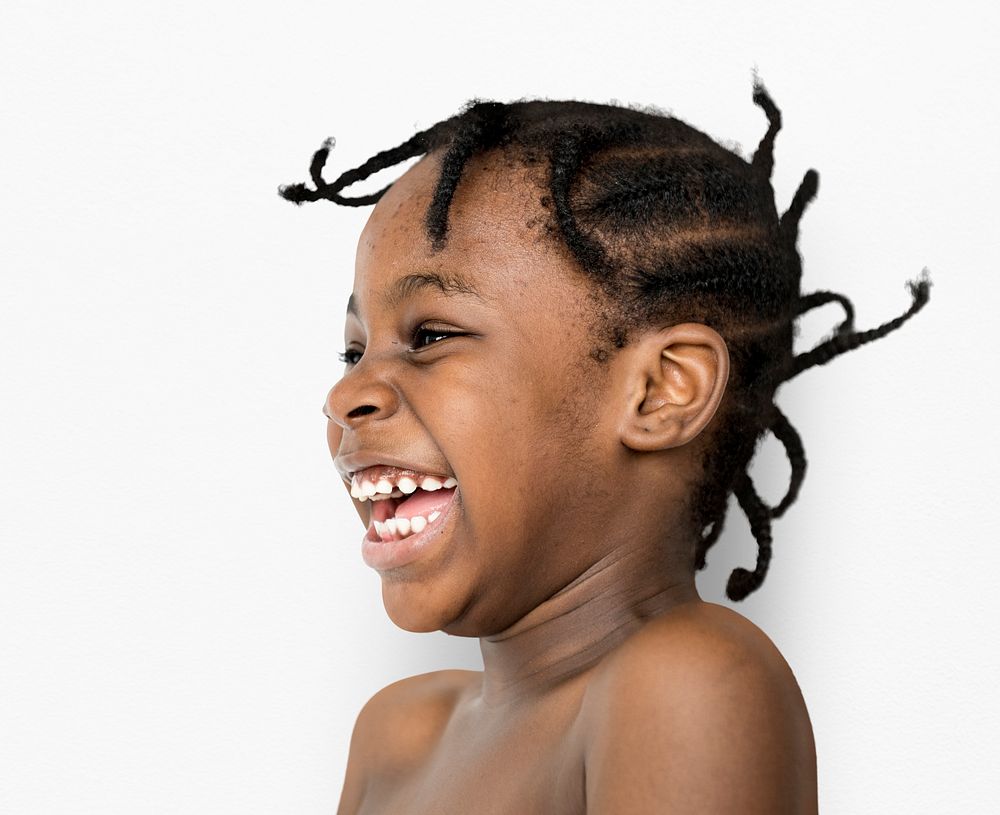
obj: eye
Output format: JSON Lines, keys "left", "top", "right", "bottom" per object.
{"left": 410, "top": 325, "right": 463, "bottom": 351}
{"left": 337, "top": 348, "right": 362, "bottom": 366}
{"left": 335, "top": 325, "right": 463, "bottom": 367}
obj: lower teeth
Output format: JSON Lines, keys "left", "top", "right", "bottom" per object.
{"left": 375, "top": 510, "right": 441, "bottom": 542}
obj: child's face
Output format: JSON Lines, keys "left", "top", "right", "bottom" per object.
{"left": 325, "top": 152, "right": 656, "bottom": 635}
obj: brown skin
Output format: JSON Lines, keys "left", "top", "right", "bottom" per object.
{"left": 324, "top": 150, "right": 818, "bottom": 813}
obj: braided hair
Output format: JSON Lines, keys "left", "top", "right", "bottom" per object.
{"left": 280, "top": 79, "right": 932, "bottom": 602}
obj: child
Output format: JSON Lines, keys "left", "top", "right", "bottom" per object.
{"left": 280, "top": 79, "right": 931, "bottom": 813}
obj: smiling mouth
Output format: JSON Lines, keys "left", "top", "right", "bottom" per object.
{"left": 360, "top": 487, "right": 459, "bottom": 571}
{"left": 367, "top": 485, "right": 458, "bottom": 542}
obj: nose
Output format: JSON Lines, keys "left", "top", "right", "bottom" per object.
{"left": 322, "top": 363, "right": 400, "bottom": 431}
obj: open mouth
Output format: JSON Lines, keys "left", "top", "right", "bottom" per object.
{"left": 360, "top": 486, "right": 459, "bottom": 571}
{"left": 367, "top": 485, "right": 458, "bottom": 542}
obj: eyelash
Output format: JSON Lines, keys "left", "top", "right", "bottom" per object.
{"left": 337, "top": 325, "right": 462, "bottom": 366}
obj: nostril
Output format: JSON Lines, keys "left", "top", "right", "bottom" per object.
{"left": 347, "top": 405, "right": 378, "bottom": 419}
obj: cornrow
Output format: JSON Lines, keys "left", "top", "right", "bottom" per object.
{"left": 550, "top": 129, "right": 612, "bottom": 276}
{"left": 281, "top": 79, "right": 933, "bottom": 601}
{"left": 548, "top": 122, "right": 646, "bottom": 280}
{"left": 425, "top": 101, "right": 512, "bottom": 249}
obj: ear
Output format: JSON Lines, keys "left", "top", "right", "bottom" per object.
{"left": 615, "top": 323, "right": 730, "bottom": 453}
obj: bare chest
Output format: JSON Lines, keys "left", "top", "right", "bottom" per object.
{"left": 357, "top": 692, "right": 588, "bottom": 815}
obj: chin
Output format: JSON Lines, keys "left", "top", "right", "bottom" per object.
{"left": 379, "top": 582, "right": 459, "bottom": 634}
{"left": 380, "top": 577, "right": 486, "bottom": 635}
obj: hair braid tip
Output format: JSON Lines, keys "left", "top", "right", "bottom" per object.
{"left": 726, "top": 472, "right": 774, "bottom": 602}
{"left": 309, "top": 137, "right": 336, "bottom": 190}
{"left": 277, "top": 182, "right": 320, "bottom": 204}
{"left": 277, "top": 137, "right": 337, "bottom": 205}
{"left": 726, "top": 567, "right": 762, "bottom": 602}
{"left": 780, "top": 169, "right": 820, "bottom": 239}
{"left": 751, "top": 74, "right": 782, "bottom": 179}
{"left": 907, "top": 267, "right": 934, "bottom": 304}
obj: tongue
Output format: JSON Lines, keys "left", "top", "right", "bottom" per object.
{"left": 395, "top": 487, "right": 456, "bottom": 519}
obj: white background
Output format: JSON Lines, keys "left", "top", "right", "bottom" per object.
{"left": 2, "top": 1, "right": 997, "bottom": 812}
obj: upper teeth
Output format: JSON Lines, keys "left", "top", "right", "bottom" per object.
{"left": 350, "top": 470, "right": 458, "bottom": 501}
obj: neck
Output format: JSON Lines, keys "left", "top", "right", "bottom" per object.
{"left": 476, "top": 543, "right": 700, "bottom": 707}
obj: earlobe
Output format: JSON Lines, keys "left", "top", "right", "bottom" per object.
{"left": 617, "top": 324, "right": 729, "bottom": 454}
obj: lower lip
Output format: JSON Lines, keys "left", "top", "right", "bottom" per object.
{"left": 360, "top": 489, "right": 459, "bottom": 571}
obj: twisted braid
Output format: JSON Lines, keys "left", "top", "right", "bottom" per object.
{"left": 278, "top": 120, "right": 457, "bottom": 206}
{"left": 750, "top": 74, "right": 782, "bottom": 180}
{"left": 767, "top": 403, "right": 806, "bottom": 520}
{"left": 729, "top": 471, "right": 774, "bottom": 601}
{"left": 780, "top": 169, "right": 820, "bottom": 243}
{"left": 781, "top": 271, "right": 932, "bottom": 383}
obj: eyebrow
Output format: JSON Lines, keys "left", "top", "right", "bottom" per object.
{"left": 346, "top": 271, "right": 489, "bottom": 316}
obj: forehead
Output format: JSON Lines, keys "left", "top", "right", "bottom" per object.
{"left": 352, "top": 150, "right": 583, "bottom": 312}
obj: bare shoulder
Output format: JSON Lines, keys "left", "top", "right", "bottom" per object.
{"left": 581, "top": 601, "right": 817, "bottom": 815}
{"left": 350, "top": 668, "right": 477, "bottom": 766}
{"left": 590, "top": 600, "right": 809, "bottom": 696}
{"left": 336, "top": 669, "right": 478, "bottom": 815}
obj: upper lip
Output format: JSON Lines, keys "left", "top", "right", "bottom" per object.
{"left": 334, "top": 450, "right": 453, "bottom": 484}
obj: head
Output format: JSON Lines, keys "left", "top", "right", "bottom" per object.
{"left": 281, "top": 80, "right": 932, "bottom": 628}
